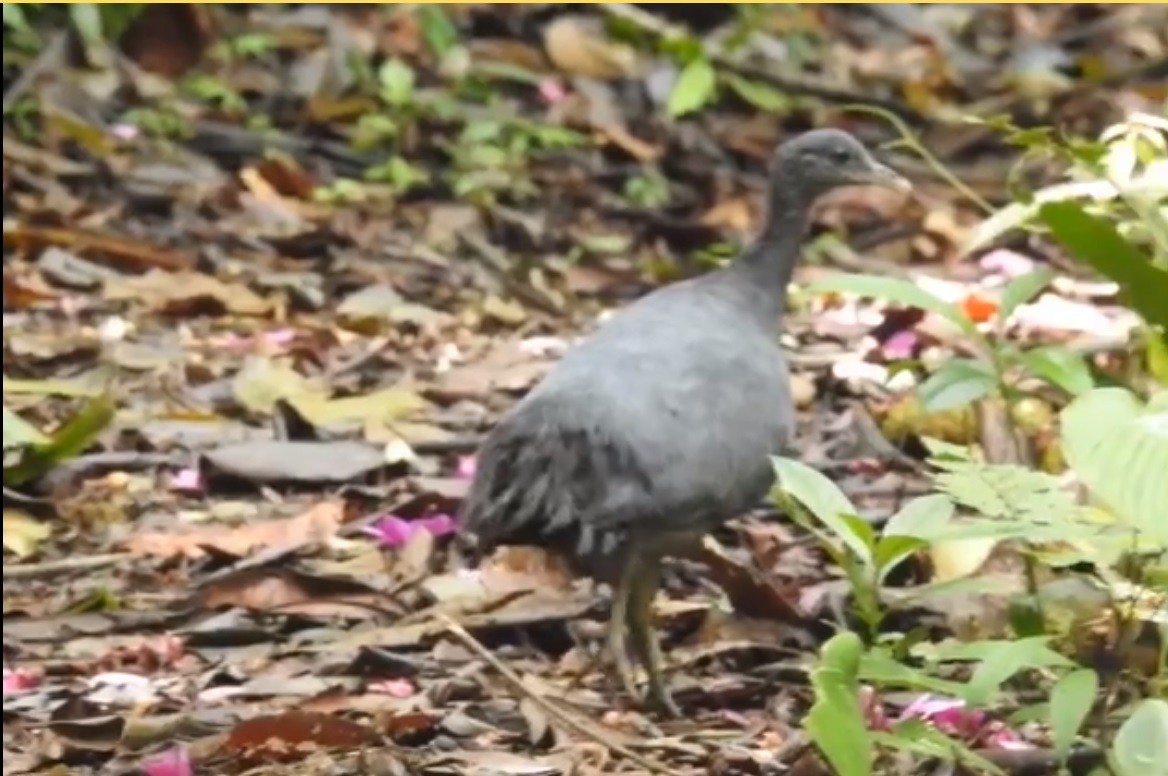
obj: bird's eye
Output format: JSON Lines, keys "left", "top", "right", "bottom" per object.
{"left": 828, "top": 147, "right": 851, "bottom": 164}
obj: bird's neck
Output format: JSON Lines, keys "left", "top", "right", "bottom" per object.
{"left": 727, "top": 184, "right": 813, "bottom": 319}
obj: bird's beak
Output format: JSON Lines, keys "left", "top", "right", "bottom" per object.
{"left": 862, "top": 160, "right": 912, "bottom": 193}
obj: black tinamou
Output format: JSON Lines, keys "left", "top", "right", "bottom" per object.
{"left": 460, "top": 128, "right": 910, "bottom": 716}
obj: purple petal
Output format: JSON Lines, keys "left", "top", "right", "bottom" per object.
{"left": 882, "top": 330, "right": 919, "bottom": 360}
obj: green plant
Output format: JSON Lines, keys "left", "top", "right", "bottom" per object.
{"left": 804, "top": 267, "right": 1093, "bottom": 414}
{"left": 851, "top": 108, "right": 1168, "bottom": 382}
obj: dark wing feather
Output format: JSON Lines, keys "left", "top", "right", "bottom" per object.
{"left": 459, "top": 398, "right": 659, "bottom": 575}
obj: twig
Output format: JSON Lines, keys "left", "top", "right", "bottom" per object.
{"left": 2, "top": 32, "right": 68, "bottom": 114}
{"left": 439, "top": 614, "right": 684, "bottom": 776}
{"left": 3, "top": 552, "right": 132, "bottom": 580}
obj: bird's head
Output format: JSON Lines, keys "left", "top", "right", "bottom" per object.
{"left": 772, "top": 128, "right": 912, "bottom": 198}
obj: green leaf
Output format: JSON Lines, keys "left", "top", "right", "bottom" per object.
{"left": 1049, "top": 669, "right": 1098, "bottom": 766}
{"left": 918, "top": 358, "right": 997, "bottom": 412}
{"left": 1111, "top": 699, "right": 1168, "bottom": 776}
{"left": 378, "top": 59, "right": 416, "bottom": 107}
{"left": 3, "top": 395, "right": 115, "bottom": 487}
{"left": 417, "top": 6, "right": 458, "bottom": 57}
{"left": 806, "top": 631, "right": 872, "bottom": 776}
{"left": 962, "top": 180, "right": 1118, "bottom": 257}
{"left": 1061, "top": 388, "right": 1168, "bottom": 543}
{"left": 3, "top": 4, "right": 30, "bottom": 33}
{"left": 722, "top": 73, "right": 790, "bottom": 113}
{"left": 667, "top": 58, "right": 716, "bottom": 118}
{"left": 772, "top": 457, "right": 870, "bottom": 564}
{"left": 884, "top": 494, "right": 956, "bottom": 539}
{"left": 1020, "top": 345, "right": 1095, "bottom": 396}
{"left": 803, "top": 273, "right": 981, "bottom": 341}
{"left": 998, "top": 267, "right": 1055, "bottom": 324}
{"left": 3, "top": 405, "right": 49, "bottom": 449}
{"left": 69, "top": 4, "right": 103, "bottom": 44}
{"left": 1147, "top": 329, "right": 1168, "bottom": 387}
{"left": 873, "top": 534, "right": 927, "bottom": 584}
{"left": 1037, "top": 201, "right": 1168, "bottom": 331}
{"left": 957, "top": 637, "right": 1074, "bottom": 706}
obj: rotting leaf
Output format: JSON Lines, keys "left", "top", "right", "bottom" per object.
{"left": 222, "top": 710, "right": 373, "bottom": 766}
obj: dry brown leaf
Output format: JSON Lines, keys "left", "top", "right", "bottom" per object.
{"left": 124, "top": 500, "right": 346, "bottom": 560}
{"left": 542, "top": 16, "right": 642, "bottom": 80}
{"left": 104, "top": 270, "right": 271, "bottom": 316}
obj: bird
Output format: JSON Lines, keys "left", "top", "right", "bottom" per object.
{"left": 459, "top": 128, "right": 911, "bottom": 717}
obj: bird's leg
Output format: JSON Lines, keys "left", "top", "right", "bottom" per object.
{"left": 607, "top": 545, "right": 641, "bottom": 704}
{"left": 626, "top": 553, "right": 681, "bottom": 718}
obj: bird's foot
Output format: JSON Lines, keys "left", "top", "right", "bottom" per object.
{"left": 645, "top": 681, "right": 682, "bottom": 719}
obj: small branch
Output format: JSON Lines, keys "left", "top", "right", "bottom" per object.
{"left": 3, "top": 552, "right": 132, "bottom": 580}
{"left": 439, "top": 614, "right": 684, "bottom": 776}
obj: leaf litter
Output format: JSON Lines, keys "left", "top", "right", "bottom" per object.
{"left": 3, "top": 4, "right": 1165, "bottom": 775}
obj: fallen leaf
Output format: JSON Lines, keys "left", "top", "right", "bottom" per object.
{"left": 2, "top": 508, "right": 51, "bottom": 558}
{"left": 104, "top": 270, "right": 270, "bottom": 316}
{"left": 542, "top": 15, "right": 641, "bottom": 80}
{"left": 124, "top": 500, "right": 346, "bottom": 560}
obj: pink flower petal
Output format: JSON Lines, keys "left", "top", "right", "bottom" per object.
{"left": 882, "top": 330, "right": 919, "bottom": 360}
{"left": 3, "top": 668, "right": 39, "bottom": 696}
{"left": 537, "top": 78, "right": 568, "bottom": 104}
{"left": 455, "top": 455, "right": 476, "bottom": 480}
{"left": 168, "top": 468, "right": 203, "bottom": 494}
{"left": 365, "top": 514, "right": 458, "bottom": 549}
{"left": 141, "top": 746, "right": 193, "bottom": 776}
{"left": 370, "top": 678, "right": 415, "bottom": 698}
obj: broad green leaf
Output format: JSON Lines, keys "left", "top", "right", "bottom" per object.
{"left": 1111, "top": 699, "right": 1168, "bottom": 776}
{"left": 722, "top": 73, "right": 790, "bottom": 113}
{"left": 806, "top": 632, "right": 871, "bottom": 776}
{"left": 1049, "top": 669, "right": 1098, "bottom": 766}
{"left": 803, "top": 273, "right": 981, "bottom": 341}
{"left": 884, "top": 494, "right": 955, "bottom": 539}
{"left": 859, "top": 648, "right": 969, "bottom": 697}
{"left": 958, "top": 637, "right": 1074, "bottom": 706}
{"left": 1061, "top": 388, "right": 1168, "bottom": 543}
{"left": 3, "top": 405, "right": 49, "bottom": 449}
{"left": 918, "top": 358, "right": 997, "bottom": 412}
{"left": 962, "top": 180, "right": 1117, "bottom": 257}
{"left": 773, "top": 457, "right": 870, "bottom": 564}
{"left": 1037, "top": 201, "right": 1168, "bottom": 331}
{"left": 998, "top": 267, "right": 1055, "bottom": 323}
{"left": 667, "top": 58, "right": 717, "bottom": 118}
{"left": 1020, "top": 345, "right": 1095, "bottom": 396}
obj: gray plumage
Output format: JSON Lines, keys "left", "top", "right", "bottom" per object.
{"left": 459, "top": 128, "right": 909, "bottom": 715}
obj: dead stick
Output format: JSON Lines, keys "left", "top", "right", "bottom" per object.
{"left": 439, "top": 614, "right": 684, "bottom": 776}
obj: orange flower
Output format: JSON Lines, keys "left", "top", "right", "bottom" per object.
{"left": 961, "top": 294, "right": 998, "bottom": 323}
